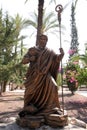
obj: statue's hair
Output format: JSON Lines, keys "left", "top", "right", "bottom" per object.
{"left": 39, "top": 34, "right": 48, "bottom": 41}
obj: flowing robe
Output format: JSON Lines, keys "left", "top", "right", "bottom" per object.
{"left": 22, "top": 47, "right": 63, "bottom": 116}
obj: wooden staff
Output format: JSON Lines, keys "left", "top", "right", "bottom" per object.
{"left": 55, "top": 4, "right": 64, "bottom": 114}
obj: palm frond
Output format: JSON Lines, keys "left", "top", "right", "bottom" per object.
{"left": 49, "top": 0, "right": 56, "bottom": 5}
{"left": 75, "top": 0, "right": 78, "bottom": 9}
{"left": 63, "top": 0, "right": 72, "bottom": 11}
{"left": 25, "top": 0, "right": 28, "bottom": 4}
{"left": 24, "top": 20, "right": 37, "bottom": 29}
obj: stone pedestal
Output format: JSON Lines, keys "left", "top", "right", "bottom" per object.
{"left": 16, "top": 116, "right": 45, "bottom": 129}
{"left": 45, "top": 114, "right": 68, "bottom": 128}
{"left": 16, "top": 113, "right": 68, "bottom": 129}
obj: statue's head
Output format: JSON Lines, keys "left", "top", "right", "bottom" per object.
{"left": 38, "top": 34, "right": 48, "bottom": 49}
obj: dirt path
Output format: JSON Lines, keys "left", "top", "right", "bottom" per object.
{"left": 0, "top": 90, "right": 87, "bottom": 123}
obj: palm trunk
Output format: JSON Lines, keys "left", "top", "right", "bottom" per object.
{"left": 36, "top": 0, "right": 44, "bottom": 46}
{"left": 1, "top": 81, "right": 7, "bottom": 92}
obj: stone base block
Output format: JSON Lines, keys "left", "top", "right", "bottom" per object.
{"left": 16, "top": 113, "right": 68, "bottom": 129}
{"left": 16, "top": 116, "right": 45, "bottom": 129}
{"left": 45, "top": 114, "right": 68, "bottom": 128}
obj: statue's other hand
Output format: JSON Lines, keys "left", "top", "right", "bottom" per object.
{"left": 21, "top": 57, "right": 29, "bottom": 64}
{"left": 59, "top": 48, "right": 64, "bottom": 56}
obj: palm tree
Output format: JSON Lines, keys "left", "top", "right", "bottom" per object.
{"left": 25, "top": 0, "right": 57, "bottom": 45}
{"left": 80, "top": 53, "right": 87, "bottom": 68}
{"left": 25, "top": 0, "right": 80, "bottom": 45}
{"left": 69, "top": 51, "right": 87, "bottom": 68}
{"left": 24, "top": 10, "right": 63, "bottom": 37}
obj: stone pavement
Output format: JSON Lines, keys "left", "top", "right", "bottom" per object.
{"left": 0, "top": 119, "right": 87, "bottom": 130}
{"left": 0, "top": 122, "right": 86, "bottom": 130}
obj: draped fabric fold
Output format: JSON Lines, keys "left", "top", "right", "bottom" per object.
{"left": 22, "top": 47, "right": 61, "bottom": 116}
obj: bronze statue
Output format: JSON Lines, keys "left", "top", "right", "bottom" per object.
{"left": 17, "top": 34, "right": 68, "bottom": 128}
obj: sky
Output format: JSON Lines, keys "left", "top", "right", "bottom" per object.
{"left": 0, "top": 0, "right": 87, "bottom": 64}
